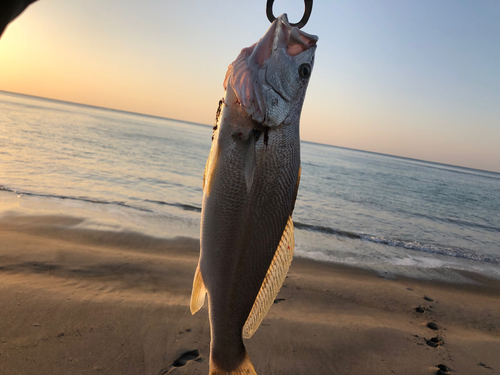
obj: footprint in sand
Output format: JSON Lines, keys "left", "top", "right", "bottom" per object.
{"left": 172, "top": 349, "right": 200, "bottom": 367}
{"left": 411, "top": 296, "right": 452, "bottom": 373}
{"left": 157, "top": 349, "right": 201, "bottom": 374}
{"left": 478, "top": 362, "right": 494, "bottom": 371}
{"left": 415, "top": 295, "right": 436, "bottom": 313}
{"left": 436, "top": 363, "right": 450, "bottom": 375}
{"left": 415, "top": 305, "right": 427, "bottom": 313}
{"left": 426, "top": 335, "right": 444, "bottom": 348}
{"left": 426, "top": 322, "right": 439, "bottom": 330}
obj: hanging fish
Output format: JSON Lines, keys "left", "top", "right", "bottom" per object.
{"left": 191, "top": 13, "right": 318, "bottom": 375}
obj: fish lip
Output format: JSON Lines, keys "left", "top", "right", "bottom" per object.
{"left": 279, "top": 13, "right": 319, "bottom": 44}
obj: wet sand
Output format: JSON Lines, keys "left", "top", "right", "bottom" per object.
{"left": 0, "top": 213, "right": 499, "bottom": 375}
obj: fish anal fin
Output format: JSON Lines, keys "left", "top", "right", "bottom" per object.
{"left": 242, "top": 216, "right": 295, "bottom": 339}
{"left": 210, "top": 352, "right": 257, "bottom": 375}
{"left": 190, "top": 264, "right": 207, "bottom": 315}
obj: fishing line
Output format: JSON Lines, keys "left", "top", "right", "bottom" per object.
{"left": 266, "top": 0, "right": 313, "bottom": 29}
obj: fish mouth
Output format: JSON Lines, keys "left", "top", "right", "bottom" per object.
{"left": 276, "top": 13, "right": 318, "bottom": 57}
{"left": 250, "top": 13, "right": 318, "bottom": 67}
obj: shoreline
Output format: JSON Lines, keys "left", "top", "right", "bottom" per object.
{"left": 1, "top": 190, "right": 499, "bottom": 283}
{"left": 1, "top": 203, "right": 499, "bottom": 285}
{"left": 1, "top": 213, "right": 499, "bottom": 374}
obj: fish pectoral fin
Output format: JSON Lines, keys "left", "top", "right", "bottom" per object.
{"left": 190, "top": 264, "right": 207, "bottom": 315}
{"left": 242, "top": 216, "right": 295, "bottom": 339}
{"left": 244, "top": 131, "right": 256, "bottom": 193}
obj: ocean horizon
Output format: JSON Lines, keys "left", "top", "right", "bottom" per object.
{"left": 2, "top": 89, "right": 497, "bottom": 175}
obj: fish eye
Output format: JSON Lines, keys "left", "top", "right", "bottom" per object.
{"left": 298, "top": 63, "right": 311, "bottom": 78}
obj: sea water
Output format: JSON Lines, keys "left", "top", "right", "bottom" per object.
{"left": 1, "top": 90, "right": 499, "bottom": 281}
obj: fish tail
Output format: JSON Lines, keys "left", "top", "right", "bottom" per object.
{"left": 209, "top": 351, "right": 257, "bottom": 375}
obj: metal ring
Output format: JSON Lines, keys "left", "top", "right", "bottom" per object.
{"left": 266, "top": 0, "right": 313, "bottom": 29}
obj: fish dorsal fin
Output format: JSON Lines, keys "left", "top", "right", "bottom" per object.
{"left": 203, "top": 99, "right": 224, "bottom": 193}
{"left": 244, "top": 132, "right": 256, "bottom": 193}
{"left": 242, "top": 215, "right": 295, "bottom": 339}
{"left": 203, "top": 142, "right": 220, "bottom": 196}
{"left": 190, "top": 264, "right": 207, "bottom": 315}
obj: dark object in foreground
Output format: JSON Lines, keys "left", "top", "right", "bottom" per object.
{"left": 0, "top": 0, "right": 38, "bottom": 37}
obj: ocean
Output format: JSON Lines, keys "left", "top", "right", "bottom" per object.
{"left": 1, "top": 90, "right": 499, "bottom": 282}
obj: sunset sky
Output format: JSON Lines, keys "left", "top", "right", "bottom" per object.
{"left": 0, "top": 0, "right": 499, "bottom": 172}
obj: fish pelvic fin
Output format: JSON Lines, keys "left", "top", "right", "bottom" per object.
{"left": 190, "top": 264, "right": 207, "bottom": 315}
{"left": 244, "top": 131, "right": 256, "bottom": 193}
{"left": 210, "top": 351, "right": 257, "bottom": 375}
{"left": 242, "top": 216, "right": 295, "bottom": 339}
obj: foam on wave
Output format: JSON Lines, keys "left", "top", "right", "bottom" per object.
{"left": 293, "top": 220, "right": 500, "bottom": 264}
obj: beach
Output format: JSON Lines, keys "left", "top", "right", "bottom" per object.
{"left": 1, "top": 213, "right": 499, "bottom": 375}
{"left": 1, "top": 4, "right": 499, "bottom": 373}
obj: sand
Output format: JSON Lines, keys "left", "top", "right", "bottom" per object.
{"left": 0, "top": 213, "right": 499, "bottom": 375}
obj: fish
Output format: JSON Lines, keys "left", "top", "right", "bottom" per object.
{"left": 190, "top": 13, "right": 318, "bottom": 375}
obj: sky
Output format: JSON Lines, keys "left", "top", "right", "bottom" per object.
{"left": 0, "top": 0, "right": 499, "bottom": 172}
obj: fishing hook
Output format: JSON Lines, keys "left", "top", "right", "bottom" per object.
{"left": 266, "top": 0, "right": 313, "bottom": 29}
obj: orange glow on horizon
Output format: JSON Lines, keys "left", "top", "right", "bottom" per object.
{"left": 1, "top": 1, "right": 499, "bottom": 173}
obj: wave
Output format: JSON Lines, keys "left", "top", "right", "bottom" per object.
{"left": 293, "top": 221, "right": 500, "bottom": 264}
{"left": 400, "top": 210, "right": 500, "bottom": 233}
{"left": 364, "top": 236, "right": 499, "bottom": 264}
{"left": 293, "top": 221, "right": 362, "bottom": 239}
{"left": 0, "top": 185, "right": 201, "bottom": 213}
{"left": 0, "top": 185, "right": 154, "bottom": 213}
{"left": 442, "top": 217, "right": 499, "bottom": 233}
{"left": 144, "top": 199, "right": 201, "bottom": 212}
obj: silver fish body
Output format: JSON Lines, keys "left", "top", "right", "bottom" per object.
{"left": 191, "top": 14, "right": 317, "bottom": 375}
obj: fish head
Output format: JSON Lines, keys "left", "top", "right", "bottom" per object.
{"left": 225, "top": 14, "right": 318, "bottom": 127}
